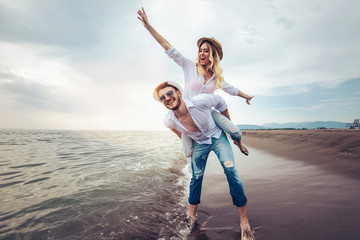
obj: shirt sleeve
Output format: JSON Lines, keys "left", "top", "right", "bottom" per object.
{"left": 163, "top": 112, "right": 175, "bottom": 129}
{"left": 222, "top": 80, "right": 239, "bottom": 96}
{"left": 192, "top": 94, "right": 228, "bottom": 112}
{"left": 165, "top": 47, "right": 194, "bottom": 72}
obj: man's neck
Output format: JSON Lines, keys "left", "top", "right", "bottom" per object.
{"left": 172, "top": 99, "right": 188, "bottom": 119}
{"left": 172, "top": 98, "right": 201, "bottom": 133}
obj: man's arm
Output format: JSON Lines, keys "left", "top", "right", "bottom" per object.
{"left": 171, "top": 128, "right": 181, "bottom": 139}
{"left": 192, "top": 94, "right": 228, "bottom": 113}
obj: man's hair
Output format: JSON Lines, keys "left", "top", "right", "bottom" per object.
{"left": 154, "top": 82, "right": 179, "bottom": 97}
{"left": 153, "top": 81, "right": 183, "bottom": 101}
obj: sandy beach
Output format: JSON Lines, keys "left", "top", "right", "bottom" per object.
{"left": 188, "top": 129, "right": 360, "bottom": 240}
{"left": 244, "top": 129, "right": 360, "bottom": 179}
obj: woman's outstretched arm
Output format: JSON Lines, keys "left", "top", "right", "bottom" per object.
{"left": 222, "top": 81, "right": 254, "bottom": 105}
{"left": 137, "top": 7, "right": 171, "bottom": 51}
{"left": 237, "top": 90, "right": 254, "bottom": 105}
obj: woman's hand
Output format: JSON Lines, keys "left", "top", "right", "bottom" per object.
{"left": 237, "top": 90, "right": 254, "bottom": 105}
{"left": 137, "top": 7, "right": 150, "bottom": 28}
{"left": 136, "top": 7, "right": 171, "bottom": 50}
{"left": 246, "top": 96, "right": 254, "bottom": 105}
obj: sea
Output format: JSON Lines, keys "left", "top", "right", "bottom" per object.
{"left": 0, "top": 129, "right": 191, "bottom": 240}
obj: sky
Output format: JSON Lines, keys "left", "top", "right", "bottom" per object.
{"left": 0, "top": 0, "right": 359, "bottom": 130}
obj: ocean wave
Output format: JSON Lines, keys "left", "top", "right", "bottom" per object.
{"left": 0, "top": 130, "right": 192, "bottom": 239}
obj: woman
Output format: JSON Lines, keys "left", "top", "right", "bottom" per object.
{"left": 137, "top": 7, "right": 254, "bottom": 157}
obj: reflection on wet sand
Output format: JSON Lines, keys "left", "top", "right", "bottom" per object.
{"left": 189, "top": 141, "right": 360, "bottom": 240}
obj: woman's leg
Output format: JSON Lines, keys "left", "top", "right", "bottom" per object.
{"left": 181, "top": 133, "right": 194, "bottom": 158}
{"left": 211, "top": 110, "right": 249, "bottom": 155}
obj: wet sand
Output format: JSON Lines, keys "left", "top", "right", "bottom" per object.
{"left": 244, "top": 129, "right": 360, "bottom": 179}
{"left": 189, "top": 129, "right": 360, "bottom": 240}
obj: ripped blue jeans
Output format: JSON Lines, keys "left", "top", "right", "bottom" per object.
{"left": 188, "top": 131, "right": 247, "bottom": 207}
{"left": 182, "top": 110, "right": 242, "bottom": 157}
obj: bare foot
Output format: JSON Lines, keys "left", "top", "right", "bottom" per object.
{"left": 241, "top": 228, "right": 255, "bottom": 240}
{"left": 234, "top": 141, "right": 249, "bottom": 156}
{"left": 185, "top": 216, "right": 198, "bottom": 230}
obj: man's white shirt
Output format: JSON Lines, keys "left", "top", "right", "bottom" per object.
{"left": 164, "top": 94, "right": 227, "bottom": 144}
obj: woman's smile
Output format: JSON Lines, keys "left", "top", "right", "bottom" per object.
{"left": 198, "top": 42, "right": 210, "bottom": 66}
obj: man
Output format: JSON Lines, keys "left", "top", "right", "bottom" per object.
{"left": 153, "top": 81, "right": 255, "bottom": 239}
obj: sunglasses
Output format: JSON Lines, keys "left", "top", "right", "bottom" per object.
{"left": 159, "top": 90, "right": 175, "bottom": 101}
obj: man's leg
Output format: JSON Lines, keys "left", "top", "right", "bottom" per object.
{"left": 188, "top": 141, "right": 211, "bottom": 221}
{"left": 189, "top": 204, "right": 198, "bottom": 221}
{"left": 212, "top": 132, "right": 254, "bottom": 239}
{"left": 237, "top": 205, "right": 254, "bottom": 239}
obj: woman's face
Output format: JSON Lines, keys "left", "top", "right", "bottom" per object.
{"left": 198, "top": 42, "right": 211, "bottom": 67}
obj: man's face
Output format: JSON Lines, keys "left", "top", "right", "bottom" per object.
{"left": 158, "top": 86, "right": 181, "bottom": 110}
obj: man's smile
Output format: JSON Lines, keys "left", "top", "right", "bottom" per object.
{"left": 165, "top": 98, "right": 175, "bottom": 106}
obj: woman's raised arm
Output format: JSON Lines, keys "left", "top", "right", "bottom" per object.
{"left": 137, "top": 7, "right": 171, "bottom": 51}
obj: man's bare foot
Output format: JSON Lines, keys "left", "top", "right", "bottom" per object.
{"left": 185, "top": 216, "right": 198, "bottom": 229}
{"left": 241, "top": 227, "right": 255, "bottom": 240}
{"left": 187, "top": 204, "right": 198, "bottom": 229}
{"left": 234, "top": 141, "right": 249, "bottom": 156}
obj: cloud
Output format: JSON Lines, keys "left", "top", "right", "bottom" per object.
{"left": 0, "top": 71, "right": 61, "bottom": 110}
{"left": 220, "top": 0, "right": 360, "bottom": 96}
{"left": 0, "top": 1, "right": 91, "bottom": 48}
{"left": 0, "top": 37, "right": 170, "bottom": 130}
{"left": 0, "top": 0, "right": 126, "bottom": 47}
{"left": 267, "top": 104, "right": 328, "bottom": 112}
{"left": 0, "top": 0, "right": 359, "bottom": 129}
{"left": 320, "top": 97, "right": 360, "bottom": 103}
{"left": 276, "top": 17, "right": 295, "bottom": 29}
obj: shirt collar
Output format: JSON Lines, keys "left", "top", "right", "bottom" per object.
{"left": 203, "top": 74, "right": 215, "bottom": 85}
{"left": 168, "top": 98, "right": 194, "bottom": 120}
{"left": 183, "top": 98, "right": 194, "bottom": 109}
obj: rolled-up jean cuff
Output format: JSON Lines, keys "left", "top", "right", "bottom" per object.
{"left": 229, "top": 131, "right": 242, "bottom": 141}
{"left": 188, "top": 198, "right": 201, "bottom": 205}
{"left": 233, "top": 198, "right": 247, "bottom": 207}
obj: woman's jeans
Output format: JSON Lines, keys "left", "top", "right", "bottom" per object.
{"left": 181, "top": 110, "right": 242, "bottom": 157}
{"left": 188, "top": 131, "right": 247, "bottom": 207}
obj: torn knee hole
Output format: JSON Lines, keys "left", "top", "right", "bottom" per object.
{"left": 224, "top": 160, "right": 234, "bottom": 168}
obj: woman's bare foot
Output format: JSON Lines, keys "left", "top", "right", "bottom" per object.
{"left": 234, "top": 141, "right": 249, "bottom": 156}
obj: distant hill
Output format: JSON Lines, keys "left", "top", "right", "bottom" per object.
{"left": 261, "top": 121, "right": 346, "bottom": 129}
{"left": 236, "top": 121, "right": 347, "bottom": 130}
{"left": 237, "top": 124, "right": 269, "bottom": 130}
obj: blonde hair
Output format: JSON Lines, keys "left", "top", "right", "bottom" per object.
{"left": 196, "top": 41, "right": 224, "bottom": 89}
